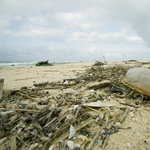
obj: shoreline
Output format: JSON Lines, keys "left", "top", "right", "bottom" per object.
{"left": 0, "top": 61, "right": 93, "bottom": 68}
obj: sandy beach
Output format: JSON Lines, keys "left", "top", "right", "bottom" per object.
{"left": 1, "top": 61, "right": 150, "bottom": 149}
{"left": 0, "top": 62, "right": 94, "bottom": 90}
{"left": 1, "top": 61, "right": 146, "bottom": 90}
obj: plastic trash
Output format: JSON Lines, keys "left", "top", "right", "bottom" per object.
{"left": 0, "top": 110, "right": 15, "bottom": 115}
{"left": 116, "top": 63, "right": 142, "bottom": 69}
{"left": 68, "top": 125, "right": 76, "bottom": 139}
{"left": 67, "top": 140, "right": 74, "bottom": 149}
{"left": 102, "top": 63, "right": 142, "bottom": 70}
{"left": 82, "top": 100, "right": 113, "bottom": 107}
{"left": 0, "top": 77, "right": 5, "bottom": 99}
{"left": 92, "top": 63, "right": 142, "bottom": 70}
{"left": 126, "top": 67, "right": 150, "bottom": 95}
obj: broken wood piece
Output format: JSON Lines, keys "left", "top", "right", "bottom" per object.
{"left": 43, "top": 101, "right": 63, "bottom": 125}
{"left": 0, "top": 108, "right": 40, "bottom": 112}
{"left": 120, "top": 102, "right": 139, "bottom": 108}
{"left": 43, "top": 117, "right": 94, "bottom": 150}
{"left": 11, "top": 135, "right": 16, "bottom": 150}
{"left": 75, "top": 106, "right": 82, "bottom": 117}
{"left": 25, "top": 112, "right": 43, "bottom": 131}
{"left": 44, "top": 117, "right": 57, "bottom": 128}
{"left": 87, "top": 80, "right": 110, "bottom": 90}
{"left": 33, "top": 82, "right": 48, "bottom": 87}
{"left": 120, "top": 108, "right": 129, "bottom": 123}
{"left": 83, "top": 105, "right": 101, "bottom": 114}
{"left": 66, "top": 99, "right": 82, "bottom": 104}
{"left": 0, "top": 137, "right": 7, "bottom": 145}
{"left": 33, "top": 124, "right": 45, "bottom": 137}
{"left": 81, "top": 139, "right": 90, "bottom": 150}
{"left": 53, "top": 95, "right": 58, "bottom": 102}
{"left": 86, "top": 130, "right": 101, "bottom": 150}
{"left": 16, "top": 135, "right": 28, "bottom": 146}
{"left": 73, "top": 81, "right": 91, "bottom": 90}
{"left": 18, "top": 92, "right": 39, "bottom": 101}
{"left": 102, "top": 135, "right": 109, "bottom": 150}
{"left": 62, "top": 98, "right": 72, "bottom": 107}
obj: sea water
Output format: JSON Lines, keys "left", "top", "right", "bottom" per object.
{"left": 0, "top": 61, "right": 77, "bottom": 68}
{"left": 0, "top": 61, "right": 37, "bottom": 68}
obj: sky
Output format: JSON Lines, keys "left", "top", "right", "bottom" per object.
{"left": 0, "top": 0, "right": 150, "bottom": 62}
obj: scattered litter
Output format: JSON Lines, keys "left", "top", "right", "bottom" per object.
{"left": 82, "top": 100, "right": 113, "bottom": 107}
{"left": 1, "top": 61, "right": 150, "bottom": 149}
{"left": 67, "top": 140, "right": 74, "bottom": 149}
{"left": 68, "top": 125, "right": 76, "bottom": 139}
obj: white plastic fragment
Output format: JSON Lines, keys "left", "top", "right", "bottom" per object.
{"left": 67, "top": 140, "right": 74, "bottom": 149}
{"left": 49, "top": 145, "right": 55, "bottom": 150}
{"left": 0, "top": 110, "right": 15, "bottom": 115}
{"left": 89, "top": 89, "right": 94, "bottom": 92}
{"left": 82, "top": 100, "right": 113, "bottom": 107}
{"left": 74, "top": 105, "right": 79, "bottom": 110}
{"left": 64, "top": 80, "right": 68, "bottom": 84}
{"left": 77, "top": 135, "right": 88, "bottom": 142}
{"left": 75, "top": 143, "right": 80, "bottom": 148}
{"left": 68, "top": 125, "right": 76, "bottom": 139}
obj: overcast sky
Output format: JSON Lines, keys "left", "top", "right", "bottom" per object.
{"left": 0, "top": 0, "right": 150, "bottom": 62}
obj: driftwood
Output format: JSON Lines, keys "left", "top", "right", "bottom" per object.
{"left": 18, "top": 92, "right": 39, "bottom": 101}
{"left": 120, "top": 102, "right": 139, "bottom": 108}
{"left": 11, "top": 136, "right": 16, "bottom": 150}
{"left": 102, "top": 135, "right": 109, "bottom": 150}
{"left": 25, "top": 112, "right": 43, "bottom": 131}
{"left": 0, "top": 108, "right": 40, "bottom": 112}
{"left": 86, "top": 130, "right": 101, "bottom": 150}
{"left": 87, "top": 80, "right": 110, "bottom": 90}
{"left": 43, "top": 117, "right": 94, "bottom": 150}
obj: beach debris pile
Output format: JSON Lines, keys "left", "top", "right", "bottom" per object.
{"left": 36, "top": 60, "right": 53, "bottom": 66}
{"left": 0, "top": 62, "right": 150, "bottom": 150}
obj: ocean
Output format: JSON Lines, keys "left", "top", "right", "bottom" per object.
{"left": 0, "top": 61, "right": 77, "bottom": 68}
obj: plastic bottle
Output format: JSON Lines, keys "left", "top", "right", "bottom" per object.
{"left": 126, "top": 67, "right": 150, "bottom": 95}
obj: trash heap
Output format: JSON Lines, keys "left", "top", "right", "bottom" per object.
{"left": 36, "top": 60, "right": 53, "bottom": 66}
{"left": 0, "top": 63, "right": 150, "bottom": 150}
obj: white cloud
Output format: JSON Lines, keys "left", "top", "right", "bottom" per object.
{"left": 0, "top": 20, "right": 11, "bottom": 28}
{"left": 0, "top": 0, "right": 150, "bottom": 62}
{"left": 89, "top": 46, "right": 96, "bottom": 53}
{"left": 1, "top": 27, "right": 65, "bottom": 42}
{"left": 66, "top": 29, "right": 144, "bottom": 45}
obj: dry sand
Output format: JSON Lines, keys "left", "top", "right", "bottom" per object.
{"left": 0, "top": 62, "right": 94, "bottom": 90}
